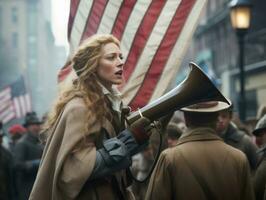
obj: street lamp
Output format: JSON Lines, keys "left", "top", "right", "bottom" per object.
{"left": 229, "top": 0, "right": 252, "bottom": 122}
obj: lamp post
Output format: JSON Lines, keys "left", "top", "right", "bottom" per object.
{"left": 229, "top": 0, "right": 252, "bottom": 122}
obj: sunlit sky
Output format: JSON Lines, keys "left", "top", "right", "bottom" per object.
{"left": 51, "top": 0, "right": 70, "bottom": 48}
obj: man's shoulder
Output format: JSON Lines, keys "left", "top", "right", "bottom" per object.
{"left": 225, "top": 124, "right": 244, "bottom": 140}
{"left": 159, "top": 146, "right": 185, "bottom": 164}
{"left": 223, "top": 142, "right": 248, "bottom": 161}
{"left": 17, "top": 134, "right": 29, "bottom": 144}
{"left": 14, "top": 134, "right": 30, "bottom": 152}
{"left": 241, "top": 133, "right": 254, "bottom": 144}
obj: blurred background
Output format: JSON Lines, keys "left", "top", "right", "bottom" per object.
{"left": 180, "top": 0, "right": 266, "bottom": 124}
{"left": 0, "top": 0, "right": 69, "bottom": 127}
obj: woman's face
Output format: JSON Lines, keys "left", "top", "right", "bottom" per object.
{"left": 97, "top": 42, "right": 124, "bottom": 89}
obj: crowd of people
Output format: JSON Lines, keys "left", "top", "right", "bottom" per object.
{"left": 0, "top": 34, "right": 266, "bottom": 200}
{"left": 0, "top": 112, "right": 44, "bottom": 200}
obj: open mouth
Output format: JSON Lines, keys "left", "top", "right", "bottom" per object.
{"left": 115, "top": 70, "right": 123, "bottom": 76}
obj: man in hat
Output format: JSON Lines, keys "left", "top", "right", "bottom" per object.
{"left": 13, "top": 112, "right": 43, "bottom": 200}
{"left": 8, "top": 124, "right": 26, "bottom": 152}
{"left": 253, "top": 114, "right": 266, "bottom": 200}
{"left": 216, "top": 104, "right": 258, "bottom": 170}
{"left": 145, "top": 101, "right": 254, "bottom": 200}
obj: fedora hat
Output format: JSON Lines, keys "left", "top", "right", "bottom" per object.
{"left": 181, "top": 100, "right": 231, "bottom": 113}
{"left": 23, "top": 112, "right": 42, "bottom": 127}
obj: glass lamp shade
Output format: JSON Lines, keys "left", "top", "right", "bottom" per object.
{"left": 230, "top": 6, "right": 251, "bottom": 29}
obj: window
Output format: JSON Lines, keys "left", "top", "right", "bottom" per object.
{"left": 246, "top": 90, "right": 257, "bottom": 118}
{"left": 235, "top": 89, "right": 258, "bottom": 119}
{"left": 11, "top": 7, "right": 18, "bottom": 23}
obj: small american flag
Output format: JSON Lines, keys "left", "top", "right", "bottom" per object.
{"left": 61, "top": 0, "right": 207, "bottom": 110}
{"left": 0, "top": 76, "right": 32, "bottom": 124}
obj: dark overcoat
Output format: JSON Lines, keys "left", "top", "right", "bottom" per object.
{"left": 254, "top": 146, "right": 266, "bottom": 200}
{"left": 222, "top": 123, "right": 258, "bottom": 170}
{"left": 13, "top": 131, "right": 43, "bottom": 200}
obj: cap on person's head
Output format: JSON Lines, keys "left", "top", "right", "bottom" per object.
{"left": 9, "top": 124, "right": 26, "bottom": 135}
{"left": 23, "top": 112, "right": 42, "bottom": 127}
{"left": 181, "top": 100, "right": 231, "bottom": 113}
{"left": 253, "top": 114, "right": 266, "bottom": 136}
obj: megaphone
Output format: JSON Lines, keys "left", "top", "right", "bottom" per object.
{"left": 126, "top": 62, "right": 230, "bottom": 124}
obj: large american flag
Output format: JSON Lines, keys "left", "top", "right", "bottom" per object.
{"left": 0, "top": 76, "right": 31, "bottom": 124}
{"left": 60, "top": 0, "right": 207, "bottom": 110}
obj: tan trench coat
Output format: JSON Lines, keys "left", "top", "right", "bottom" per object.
{"left": 29, "top": 97, "right": 134, "bottom": 200}
{"left": 145, "top": 127, "right": 255, "bottom": 200}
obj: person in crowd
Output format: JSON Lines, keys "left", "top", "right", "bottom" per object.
{"left": 253, "top": 114, "right": 266, "bottom": 200}
{"left": 145, "top": 101, "right": 255, "bottom": 200}
{"left": 131, "top": 113, "right": 174, "bottom": 200}
{"left": 0, "top": 121, "right": 15, "bottom": 200}
{"left": 166, "top": 122, "right": 183, "bottom": 147}
{"left": 216, "top": 104, "right": 258, "bottom": 170}
{"left": 131, "top": 145, "right": 154, "bottom": 200}
{"left": 170, "top": 113, "right": 187, "bottom": 132}
{"left": 29, "top": 34, "right": 153, "bottom": 200}
{"left": 8, "top": 124, "right": 26, "bottom": 152}
{"left": 13, "top": 112, "right": 43, "bottom": 200}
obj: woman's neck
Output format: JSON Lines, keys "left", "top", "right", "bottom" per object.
{"left": 98, "top": 79, "right": 112, "bottom": 92}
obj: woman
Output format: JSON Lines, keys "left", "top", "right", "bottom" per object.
{"left": 29, "top": 34, "right": 151, "bottom": 200}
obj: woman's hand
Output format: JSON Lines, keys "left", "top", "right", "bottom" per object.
{"left": 128, "top": 117, "right": 152, "bottom": 144}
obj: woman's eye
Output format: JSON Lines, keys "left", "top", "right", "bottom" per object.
{"left": 107, "top": 56, "right": 115, "bottom": 60}
{"left": 105, "top": 54, "right": 123, "bottom": 61}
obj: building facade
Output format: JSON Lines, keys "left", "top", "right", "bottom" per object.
{"left": 183, "top": 0, "right": 266, "bottom": 120}
{"left": 0, "top": 0, "right": 66, "bottom": 119}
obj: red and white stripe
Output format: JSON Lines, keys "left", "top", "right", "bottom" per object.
{"left": 0, "top": 86, "right": 32, "bottom": 124}
{"left": 66, "top": 0, "right": 207, "bottom": 110}
{"left": 13, "top": 94, "right": 32, "bottom": 118}
{"left": 0, "top": 87, "right": 16, "bottom": 124}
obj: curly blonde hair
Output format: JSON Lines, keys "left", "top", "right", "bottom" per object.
{"left": 43, "top": 34, "right": 120, "bottom": 136}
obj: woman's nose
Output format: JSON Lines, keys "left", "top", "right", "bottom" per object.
{"left": 117, "top": 57, "right": 124, "bottom": 66}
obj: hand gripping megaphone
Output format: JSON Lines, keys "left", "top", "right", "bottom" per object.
{"left": 126, "top": 62, "right": 230, "bottom": 124}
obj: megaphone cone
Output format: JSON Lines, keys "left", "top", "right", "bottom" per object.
{"left": 127, "top": 62, "right": 230, "bottom": 124}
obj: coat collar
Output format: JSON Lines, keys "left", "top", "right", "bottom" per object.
{"left": 177, "top": 127, "right": 222, "bottom": 146}
{"left": 98, "top": 82, "right": 122, "bottom": 114}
